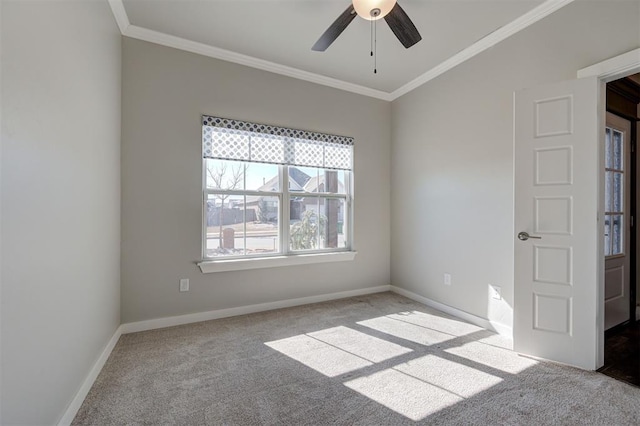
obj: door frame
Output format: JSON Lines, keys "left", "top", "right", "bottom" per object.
{"left": 576, "top": 48, "right": 640, "bottom": 368}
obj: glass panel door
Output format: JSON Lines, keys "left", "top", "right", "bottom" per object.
{"left": 604, "top": 126, "right": 625, "bottom": 257}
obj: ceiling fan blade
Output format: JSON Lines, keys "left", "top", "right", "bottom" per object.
{"left": 384, "top": 3, "right": 422, "bottom": 49}
{"left": 312, "top": 5, "right": 357, "bottom": 52}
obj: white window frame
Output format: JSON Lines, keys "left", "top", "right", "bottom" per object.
{"left": 198, "top": 117, "right": 356, "bottom": 273}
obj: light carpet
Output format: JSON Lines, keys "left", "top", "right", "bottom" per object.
{"left": 73, "top": 292, "right": 640, "bottom": 425}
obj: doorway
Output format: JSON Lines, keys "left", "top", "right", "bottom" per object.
{"left": 513, "top": 49, "right": 640, "bottom": 371}
{"left": 599, "top": 73, "right": 640, "bottom": 386}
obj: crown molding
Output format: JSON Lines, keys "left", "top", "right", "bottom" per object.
{"left": 107, "top": 0, "right": 574, "bottom": 102}
{"left": 123, "top": 24, "right": 393, "bottom": 101}
{"left": 390, "top": 0, "right": 576, "bottom": 100}
{"left": 107, "top": 0, "right": 130, "bottom": 34}
{"left": 577, "top": 48, "right": 640, "bottom": 83}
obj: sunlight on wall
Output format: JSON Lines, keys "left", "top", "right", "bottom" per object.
{"left": 487, "top": 283, "right": 514, "bottom": 333}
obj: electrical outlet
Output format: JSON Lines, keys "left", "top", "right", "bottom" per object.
{"left": 490, "top": 285, "right": 501, "bottom": 300}
{"left": 444, "top": 273, "right": 452, "bottom": 286}
{"left": 179, "top": 278, "right": 189, "bottom": 292}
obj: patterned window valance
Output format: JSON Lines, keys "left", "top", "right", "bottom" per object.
{"left": 202, "top": 115, "right": 354, "bottom": 171}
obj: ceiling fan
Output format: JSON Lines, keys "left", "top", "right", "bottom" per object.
{"left": 312, "top": 0, "right": 422, "bottom": 52}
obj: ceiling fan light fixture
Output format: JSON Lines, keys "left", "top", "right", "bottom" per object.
{"left": 352, "top": 0, "right": 397, "bottom": 20}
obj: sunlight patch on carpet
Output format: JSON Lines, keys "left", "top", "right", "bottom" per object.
{"left": 394, "top": 354, "right": 503, "bottom": 398}
{"left": 386, "top": 311, "right": 484, "bottom": 337}
{"left": 265, "top": 312, "right": 527, "bottom": 422}
{"left": 357, "top": 316, "right": 455, "bottom": 346}
{"left": 344, "top": 369, "right": 463, "bottom": 421}
{"left": 445, "top": 341, "right": 538, "bottom": 374}
{"left": 265, "top": 334, "right": 372, "bottom": 377}
{"left": 307, "top": 326, "right": 412, "bottom": 363}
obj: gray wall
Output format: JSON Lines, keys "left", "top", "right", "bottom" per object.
{"left": 390, "top": 0, "right": 640, "bottom": 332}
{"left": 1, "top": 1, "right": 121, "bottom": 424}
{"left": 0, "top": 0, "right": 3, "bottom": 419}
{"left": 121, "top": 38, "right": 391, "bottom": 323}
{"left": 0, "top": 0, "right": 4, "bottom": 419}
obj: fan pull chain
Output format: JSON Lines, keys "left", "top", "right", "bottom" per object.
{"left": 374, "top": 18, "right": 377, "bottom": 74}
{"left": 370, "top": 18, "right": 373, "bottom": 58}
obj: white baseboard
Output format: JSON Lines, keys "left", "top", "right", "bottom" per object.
{"left": 121, "top": 285, "right": 392, "bottom": 334}
{"left": 55, "top": 284, "right": 511, "bottom": 425}
{"left": 57, "top": 325, "right": 123, "bottom": 426}
{"left": 55, "top": 285, "right": 390, "bottom": 424}
{"left": 390, "top": 286, "right": 513, "bottom": 338}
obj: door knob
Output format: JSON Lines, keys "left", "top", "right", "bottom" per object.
{"left": 518, "top": 231, "right": 542, "bottom": 241}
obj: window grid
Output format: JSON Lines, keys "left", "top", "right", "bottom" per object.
{"left": 604, "top": 127, "right": 624, "bottom": 257}
{"left": 202, "top": 164, "right": 352, "bottom": 260}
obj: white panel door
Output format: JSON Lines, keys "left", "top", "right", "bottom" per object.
{"left": 514, "top": 77, "right": 602, "bottom": 370}
{"left": 604, "top": 112, "right": 631, "bottom": 330}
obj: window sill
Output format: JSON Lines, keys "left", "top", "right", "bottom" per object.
{"left": 198, "top": 251, "right": 357, "bottom": 273}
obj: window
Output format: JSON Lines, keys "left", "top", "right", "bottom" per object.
{"left": 201, "top": 116, "right": 353, "bottom": 262}
{"left": 604, "top": 126, "right": 625, "bottom": 257}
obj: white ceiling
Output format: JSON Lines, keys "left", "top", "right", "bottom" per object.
{"left": 115, "top": 0, "right": 571, "bottom": 100}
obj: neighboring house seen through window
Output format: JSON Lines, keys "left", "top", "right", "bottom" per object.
{"left": 202, "top": 116, "right": 353, "bottom": 260}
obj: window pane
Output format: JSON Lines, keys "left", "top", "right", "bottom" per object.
{"left": 246, "top": 196, "right": 279, "bottom": 255}
{"left": 290, "top": 198, "right": 320, "bottom": 250}
{"left": 319, "top": 198, "right": 346, "bottom": 249}
{"left": 613, "top": 172, "right": 623, "bottom": 213}
{"left": 288, "top": 167, "right": 347, "bottom": 194}
{"left": 613, "top": 130, "right": 623, "bottom": 170}
{"left": 605, "top": 171, "right": 612, "bottom": 212}
{"left": 289, "top": 197, "right": 347, "bottom": 251}
{"left": 245, "top": 163, "right": 280, "bottom": 191}
{"left": 605, "top": 128, "right": 612, "bottom": 169}
{"left": 604, "top": 215, "right": 611, "bottom": 256}
{"left": 206, "top": 194, "right": 245, "bottom": 257}
{"left": 289, "top": 166, "right": 316, "bottom": 192}
{"left": 319, "top": 170, "right": 346, "bottom": 194}
{"left": 612, "top": 215, "right": 623, "bottom": 255}
{"left": 302, "top": 169, "right": 346, "bottom": 194}
{"left": 205, "top": 159, "right": 245, "bottom": 190}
